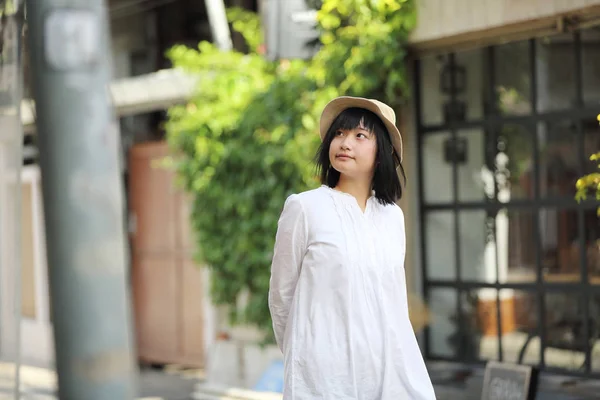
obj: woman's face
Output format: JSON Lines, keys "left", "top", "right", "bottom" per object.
{"left": 328, "top": 121, "right": 378, "bottom": 180}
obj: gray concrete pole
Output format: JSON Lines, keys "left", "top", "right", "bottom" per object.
{"left": 24, "top": 1, "right": 137, "bottom": 399}
{"left": 0, "top": 1, "right": 26, "bottom": 398}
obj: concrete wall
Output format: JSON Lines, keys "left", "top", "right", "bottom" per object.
{"left": 410, "top": 0, "right": 600, "bottom": 52}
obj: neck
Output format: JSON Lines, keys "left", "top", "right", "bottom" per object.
{"left": 335, "top": 176, "right": 373, "bottom": 211}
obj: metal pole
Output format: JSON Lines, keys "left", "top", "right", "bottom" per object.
{"left": 204, "top": 0, "right": 233, "bottom": 51}
{"left": 25, "top": 1, "right": 137, "bottom": 399}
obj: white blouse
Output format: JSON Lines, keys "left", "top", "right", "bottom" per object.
{"left": 268, "top": 185, "right": 436, "bottom": 400}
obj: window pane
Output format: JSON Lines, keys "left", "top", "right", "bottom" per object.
{"left": 499, "top": 124, "right": 535, "bottom": 202}
{"left": 419, "top": 50, "right": 485, "bottom": 126}
{"left": 501, "top": 289, "right": 540, "bottom": 365}
{"left": 454, "top": 125, "right": 535, "bottom": 203}
{"left": 585, "top": 207, "right": 600, "bottom": 284}
{"left": 505, "top": 209, "right": 537, "bottom": 283}
{"left": 495, "top": 40, "right": 532, "bottom": 115}
{"left": 469, "top": 288, "right": 500, "bottom": 362}
{"left": 459, "top": 209, "right": 538, "bottom": 283}
{"left": 538, "top": 208, "right": 579, "bottom": 282}
{"left": 582, "top": 116, "right": 600, "bottom": 173}
{"left": 592, "top": 294, "right": 600, "bottom": 372}
{"left": 457, "top": 128, "right": 488, "bottom": 203}
{"left": 428, "top": 288, "right": 458, "bottom": 358}
{"left": 581, "top": 28, "right": 600, "bottom": 106}
{"left": 535, "top": 33, "right": 576, "bottom": 112}
{"left": 544, "top": 293, "right": 588, "bottom": 371}
{"left": 537, "top": 120, "right": 579, "bottom": 200}
{"left": 454, "top": 48, "right": 485, "bottom": 121}
{"left": 423, "top": 132, "right": 453, "bottom": 204}
{"left": 426, "top": 211, "right": 456, "bottom": 280}
{"left": 459, "top": 210, "right": 496, "bottom": 282}
{"left": 420, "top": 54, "right": 445, "bottom": 126}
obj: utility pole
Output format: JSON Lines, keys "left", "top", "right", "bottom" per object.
{"left": 0, "top": 1, "right": 25, "bottom": 398}
{"left": 204, "top": 0, "right": 232, "bottom": 51}
{"left": 25, "top": 1, "right": 137, "bottom": 399}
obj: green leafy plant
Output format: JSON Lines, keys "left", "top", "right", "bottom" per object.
{"left": 574, "top": 114, "right": 600, "bottom": 216}
{"left": 165, "top": 1, "right": 416, "bottom": 341}
{"left": 575, "top": 151, "right": 600, "bottom": 216}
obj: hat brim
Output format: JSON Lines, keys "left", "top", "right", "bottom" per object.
{"left": 319, "top": 96, "right": 403, "bottom": 162}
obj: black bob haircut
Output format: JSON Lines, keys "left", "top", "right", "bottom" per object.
{"left": 315, "top": 107, "right": 406, "bottom": 205}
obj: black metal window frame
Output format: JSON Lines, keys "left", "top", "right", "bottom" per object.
{"left": 413, "top": 32, "right": 600, "bottom": 378}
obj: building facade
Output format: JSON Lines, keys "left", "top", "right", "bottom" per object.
{"left": 403, "top": 0, "right": 600, "bottom": 379}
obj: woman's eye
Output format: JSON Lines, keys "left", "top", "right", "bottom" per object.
{"left": 357, "top": 133, "right": 367, "bottom": 138}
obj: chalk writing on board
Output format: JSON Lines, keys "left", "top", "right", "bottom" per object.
{"left": 481, "top": 361, "right": 538, "bottom": 400}
{"left": 489, "top": 376, "right": 525, "bottom": 400}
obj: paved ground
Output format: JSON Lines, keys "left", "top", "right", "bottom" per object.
{"left": 0, "top": 360, "right": 599, "bottom": 399}
{"left": 428, "top": 362, "right": 600, "bottom": 400}
{"left": 138, "top": 365, "right": 203, "bottom": 400}
{"left": 0, "top": 361, "right": 203, "bottom": 400}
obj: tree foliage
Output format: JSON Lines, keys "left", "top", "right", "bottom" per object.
{"left": 165, "top": 0, "right": 417, "bottom": 341}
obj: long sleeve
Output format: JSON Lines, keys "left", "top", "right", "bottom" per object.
{"left": 268, "top": 194, "right": 307, "bottom": 352}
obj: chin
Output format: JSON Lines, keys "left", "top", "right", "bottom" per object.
{"left": 331, "top": 163, "right": 348, "bottom": 174}
{"left": 334, "top": 167, "right": 358, "bottom": 178}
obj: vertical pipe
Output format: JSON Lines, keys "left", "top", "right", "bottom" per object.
{"left": 204, "top": 0, "right": 233, "bottom": 51}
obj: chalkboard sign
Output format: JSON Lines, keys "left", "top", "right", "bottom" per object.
{"left": 481, "top": 361, "right": 538, "bottom": 400}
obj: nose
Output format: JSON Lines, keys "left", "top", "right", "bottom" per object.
{"left": 340, "top": 134, "right": 351, "bottom": 150}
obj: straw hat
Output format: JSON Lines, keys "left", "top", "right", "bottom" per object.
{"left": 319, "top": 96, "right": 403, "bottom": 162}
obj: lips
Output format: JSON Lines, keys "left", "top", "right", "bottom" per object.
{"left": 336, "top": 154, "right": 353, "bottom": 160}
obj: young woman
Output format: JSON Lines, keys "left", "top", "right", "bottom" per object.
{"left": 268, "top": 96, "right": 436, "bottom": 399}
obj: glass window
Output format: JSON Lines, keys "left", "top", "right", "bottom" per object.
{"left": 422, "top": 132, "right": 454, "bottom": 204}
{"left": 537, "top": 120, "right": 580, "bottom": 200}
{"left": 504, "top": 209, "right": 537, "bottom": 283}
{"left": 544, "top": 293, "right": 589, "bottom": 371}
{"left": 425, "top": 211, "right": 456, "bottom": 280}
{"left": 583, "top": 208, "right": 600, "bottom": 284}
{"left": 455, "top": 124, "right": 535, "bottom": 203}
{"left": 454, "top": 48, "right": 485, "bottom": 122}
{"left": 501, "top": 289, "right": 540, "bottom": 365}
{"left": 581, "top": 28, "right": 600, "bottom": 106}
{"left": 459, "top": 210, "right": 496, "bottom": 282}
{"left": 538, "top": 207, "right": 579, "bottom": 281}
{"left": 428, "top": 288, "right": 458, "bottom": 357}
{"left": 582, "top": 115, "right": 600, "bottom": 177}
{"left": 418, "top": 29, "right": 599, "bottom": 378}
{"left": 419, "top": 49, "right": 486, "bottom": 126}
{"left": 419, "top": 54, "right": 446, "bottom": 127}
{"left": 459, "top": 209, "right": 539, "bottom": 284}
{"left": 592, "top": 294, "right": 600, "bottom": 372}
{"left": 495, "top": 40, "right": 532, "bottom": 115}
{"left": 462, "top": 289, "right": 498, "bottom": 362}
{"left": 456, "top": 128, "right": 488, "bottom": 203}
{"left": 499, "top": 124, "right": 535, "bottom": 202}
{"left": 535, "top": 33, "right": 576, "bottom": 112}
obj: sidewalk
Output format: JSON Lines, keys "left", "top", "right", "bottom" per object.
{"left": 192, "top": 361, "right": 600, "bottom": 400}
{"left": 0, "top": 361, "right": 203, "bottom": 400}
{"left": 1, "top": 359, "right": 599, "bottom": 400}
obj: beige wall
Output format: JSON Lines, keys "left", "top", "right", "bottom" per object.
{"left": 410, "top": 0, "right": 600, "bottom": 53}
{"left": 397, "top": 87, "right": 423, "bottom": 304}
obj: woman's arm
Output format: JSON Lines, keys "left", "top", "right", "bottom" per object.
{"left": 268, "top": 194, "right": 307, "bottom": 352}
